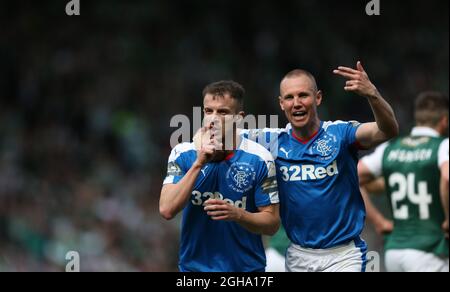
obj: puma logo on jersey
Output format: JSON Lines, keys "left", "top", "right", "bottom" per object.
{"left": 280, "top": 147, "right": 292, "bottom": 158}
{"left": 201, "top": 166, "right": 209, "bottom": 176}
{"left": 191, "top": 191, "right": 247, "bottom": 209}
{"left": 279, "top": 160, "right": 339, "bottom": 181}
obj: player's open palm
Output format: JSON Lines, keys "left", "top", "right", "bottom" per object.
{"left": 333, "top": 61, "right": 378, "bottom": 98}
{"left": 204, "top": 199, "right": 242, "bottom": 221}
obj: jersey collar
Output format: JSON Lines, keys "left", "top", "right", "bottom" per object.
{"left": 410, "top": 127, "right": 440, "bottom": 137}
{"left": 290, "top": 121, "right": 323, "bottom": 144}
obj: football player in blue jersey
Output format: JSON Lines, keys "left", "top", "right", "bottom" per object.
{"left": 242, "top": 61, "right": 399, "bottom": 271}
{"left": 160, "top": 80, "right": 280, "bottom": 272}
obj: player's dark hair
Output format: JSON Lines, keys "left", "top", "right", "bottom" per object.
{"left": 414, "top": 91, "right": 449, "bottom": 126}
{"left": 202, "top": 80, "right": 245, "bottom": 111}
{"left": 281, "top": 69, "right": 318, "bottom": 93}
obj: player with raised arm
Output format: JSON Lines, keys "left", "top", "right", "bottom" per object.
{"left": 160, "top": 80, "right": 280, "bottom": 272}
{"left": 242, "top": 61, "right": 398, "bottom": 271}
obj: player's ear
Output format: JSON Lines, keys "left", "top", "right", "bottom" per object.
{"left": 438, "top": 114, "right": 449, "bottom": 135}
{"left": 279, "top": 96, "right": 285, "bottom": 111}
{"left": 315, "top": 90, "right": 323, "bottom": 106}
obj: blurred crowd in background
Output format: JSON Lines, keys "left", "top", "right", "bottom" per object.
{"left": 0, "top": 0, "right": 448, "bottom": 271}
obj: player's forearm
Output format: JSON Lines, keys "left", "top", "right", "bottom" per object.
{"left": 364, "top": 177, "right": 385, "bottom": 194}
{"left": 159, "top": 162, "right": 203, "bottom": 220}
{"left": 361, "top": 187, "right": 386, "bottom": 224}
{"left": 358, "top": 161, "right": 376, "bottom": 186}
{"left": 366, "top": 91, "right": 399, "bottom": 140}
{"left": 236, "top": 209, "right": 280, "bottom": 236}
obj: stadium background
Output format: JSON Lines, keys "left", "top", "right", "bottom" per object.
{"left": 0, "top": 0, "right": 448, "bottom": 271}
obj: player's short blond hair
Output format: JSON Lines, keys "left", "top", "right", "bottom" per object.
{"left": 281, "top": 69, "right": 318, "bottom": 93}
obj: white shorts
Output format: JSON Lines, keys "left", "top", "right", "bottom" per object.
{"left": 385, "top": 249, "right": 449, "bottom": 272}
{"left": 265, "top": 248, "right": 286, "bottom": 272}
{"left": 286, "top": 238, "right": 367, "bottom": 272}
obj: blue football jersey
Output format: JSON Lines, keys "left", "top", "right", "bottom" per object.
{"left": 163, "top": 138, "right": 279, "bottom": 272}
{"left": 242, "top": 121, "right": 366, "bottom": 249}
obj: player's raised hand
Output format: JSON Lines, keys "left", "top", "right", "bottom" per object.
{"left": 333, "top": 61, "right": 379, "bottom": 98}
{"left": 204, "top": 199, "right": 242, "bottom": 221}
{"left": 194, "top": 125, "right": 221, "bottom": 166}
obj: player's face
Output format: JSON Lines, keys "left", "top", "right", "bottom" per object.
{"left": 279, "top": 76, "right": 322, "bottom": 130}
{"left": 203, "top": 93, "right": 244, "bottom": 149}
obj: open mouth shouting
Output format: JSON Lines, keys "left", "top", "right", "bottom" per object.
{"left": 292, "top": 110, "right": 307, "bottom": 122}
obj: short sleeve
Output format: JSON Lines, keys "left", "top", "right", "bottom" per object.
{"left": 344, "top": 120, "right": 362, "bottom": 147}
{"left": 254, "top": 156, "right": 279, "bottom": 208}
{"left": 162, "top": 143, "right": 193, "bottom": 185}
{"left": 360, "top": 142, "right": 389, "bottom": 177}
{"left": 438, "top": 138, "right": 449, "bottom": 168}
{"left": 322, "top": 120, "right": 361, "bottom": 148}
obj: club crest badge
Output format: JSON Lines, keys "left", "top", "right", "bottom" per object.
{"left": 226, "top": 162, "right": 256, "bottom": 193}
{"left": 310, "top": 134, "right": 338, "bottom": 159}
